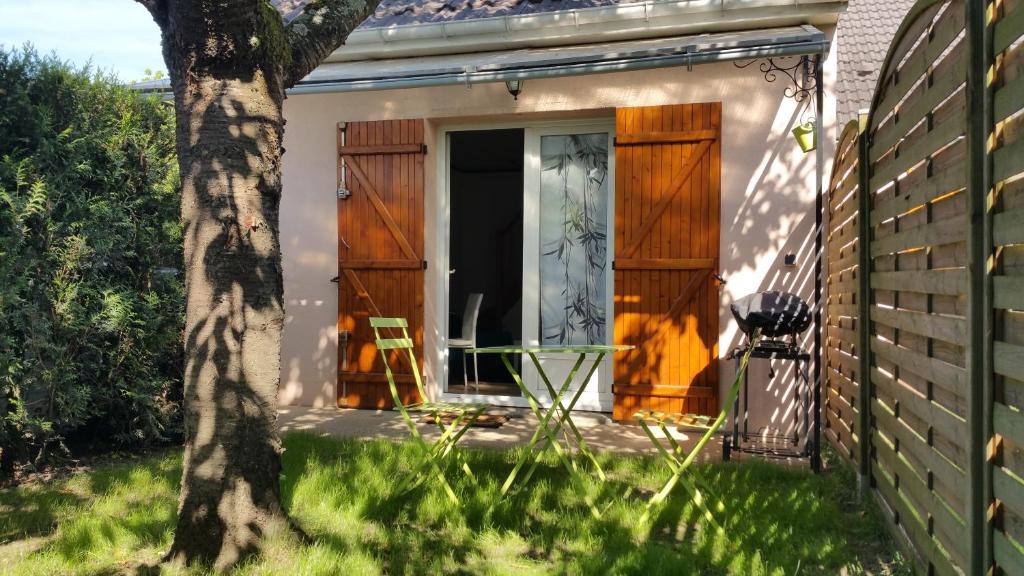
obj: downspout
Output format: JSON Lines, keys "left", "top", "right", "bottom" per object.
{"left": 811, "top": 49, "right": 825, "bottom": 474}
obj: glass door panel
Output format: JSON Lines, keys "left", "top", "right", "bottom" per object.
{"left": 523, "top": 125, "right": 614, "bottom": 411}
{"left": 539, "top": 133, "right": 610, "bottom": 346}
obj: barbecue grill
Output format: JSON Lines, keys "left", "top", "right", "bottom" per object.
{"left": 723, "top": 291, "right": 818, "bottom": 464}
{"left": 730, "top": 290, "right": 812, "bottom": 340}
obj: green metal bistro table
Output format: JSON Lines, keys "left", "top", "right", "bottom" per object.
{"left": 467, "top": 344, "right": 634, "bottom": 517}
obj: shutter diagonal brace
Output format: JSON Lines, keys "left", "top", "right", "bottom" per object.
{"left": 624, "top": 268, "right": 713, "bottom": 377}
{"left": 342, "top": 154, "right": 420, "bottom": 263}
{"left": 620, "top": 138, "right": 715, "bottom": 258}
{"left": 342, "top": 269, "right": 414, "bottom": 373}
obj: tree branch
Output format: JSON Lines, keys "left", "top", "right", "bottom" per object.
{"left": 134, "top": 0, "right": 168, "bottom": 27}
{"left": 283, "top": 0, "right": 379, "bottom": 88}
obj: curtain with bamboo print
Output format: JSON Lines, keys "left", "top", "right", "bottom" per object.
{"left": 539, "top": 133, "right": 609, "bottom": 345}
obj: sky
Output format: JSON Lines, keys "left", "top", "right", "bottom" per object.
{"left": 0, "top": 0, "right": 165, "bottom": 82}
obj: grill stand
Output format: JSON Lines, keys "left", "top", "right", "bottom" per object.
{"left": 722, "top": 341, "right": 819, "bottom": 468}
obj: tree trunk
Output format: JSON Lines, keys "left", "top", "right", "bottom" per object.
{"left": 136, "top": 0, "right": 378, "bottom": 568}
{"left": 167, "top": 77, "right": 286, "bottom": 569}
{"left": 160, "top": 4, "right": 288, "bottom": 570}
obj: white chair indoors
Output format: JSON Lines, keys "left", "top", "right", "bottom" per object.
{"left": 449, "top": 293, "right": 483, "bottom": 391}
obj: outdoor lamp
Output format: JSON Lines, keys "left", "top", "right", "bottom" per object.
{"left": 505, "top": 79, "right": 524, "bottom": 100}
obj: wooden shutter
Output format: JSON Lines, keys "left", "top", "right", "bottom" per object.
{"left": 612, "top": 103, "right": 722, "bottom": 421}
{"left": 337, "top": 120, "right": 425, "bottom": 409}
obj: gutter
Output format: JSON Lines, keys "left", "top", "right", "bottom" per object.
{"left": 331, "top": 0, "right": 845, "bottom": 62}
{"left": 289, "top": 31, "right": 830, "bottom": 95}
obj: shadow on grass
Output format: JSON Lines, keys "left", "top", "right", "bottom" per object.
{"left": 1, "top": 433, "right": 900, "bottom": 575}
{"left": 279, "top": 432, "right": 890, "bottom": 576}
{"left": 0, "top": 483, "right": 85, "bottom": 543}
{"left": 0, "top": 452, "right": 181, "bottom": 574}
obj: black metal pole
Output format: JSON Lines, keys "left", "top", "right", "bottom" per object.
{"left": 811, "top": 53, "right": 824, "bottom": 473}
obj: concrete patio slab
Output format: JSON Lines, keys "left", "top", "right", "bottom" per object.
{"left": 277, "top": 406, "right": 718, "bottom": 458}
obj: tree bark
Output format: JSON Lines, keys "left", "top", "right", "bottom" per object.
{"left": 136, "top": 0, "right": 377, "bottom": 569}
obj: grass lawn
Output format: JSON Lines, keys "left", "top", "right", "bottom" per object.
{"left": 1, "top": 432, "right": 907, "bottom": 575}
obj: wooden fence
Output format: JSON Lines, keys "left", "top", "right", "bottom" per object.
{"left": 823, "top": 0, "right": 1024, "bottom": 573}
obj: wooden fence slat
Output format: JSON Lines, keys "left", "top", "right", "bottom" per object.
{"left": 828, "top": 302, "right": 859, "bottom": 317}
{"left": 869, "top": 113, "right": 965, "bottom": 191}
{"left": 871, "top": 338, "right": 967, "bottom": 397}
{"left": 994, "top": 531, "right": 1024, "bottom": 576}
{"left": 873, "top": 432, "right": 968, "bottom": 566}
{"left": 873, "top": 2, "right": 966, "bottom": 123}
{"left": 870, "top": 216, "right": 966, "bottom": 257}
{"left": 829, "top": 348, "right": 860, "bottom": 376}
{"left": 869, "top": 307, "right": 967, "bottom": 346}
{"left": 994, "top": 2, "right": 1024, "bottom": 53}
{"left": 873, "top": 399, "right": 968, "bottom": 507}
{"left": 995, "top": 341, "right": 1024, "bottom": 382}
{"left": 994, "top": 208, "right": 1024, "bottom": 246}
{"left": 994, "top": 74, "right": 1024, "bottom": 123}
{"left": 872, "top": 50, "right": 968, "bottom": 157}
{"left": 870, "top": 269, "right": 967, "bottom": 296}
{"left": 872, "top": 462, "right": 960, "bottom": 576}
{"left": 869, "top": 163, "right": 965, "bottom": 226}
{"left": 994, "top": 136, "right": 1024, "bottom": 183}
{"left": 994, "top": 277, "right": 1024, "bottom": 310}
{"left": 994, "top": 466, "right": 1024, "bottom": 519}
{"left": 871, "top": 367, "right": 967, "bottom": 442}
{"left": 995, "top": 402, "right": 1024, "bottom": 448}
{"left": 828, "top": 277, "right": 859, "bottom": 294}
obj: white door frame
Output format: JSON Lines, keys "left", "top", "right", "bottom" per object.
{"left": 434, "top": 118, "right": 615, "bottom": 410}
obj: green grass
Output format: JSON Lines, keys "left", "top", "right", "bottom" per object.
{"left": 0, "top": 433, "right": 907, "bottom": 575}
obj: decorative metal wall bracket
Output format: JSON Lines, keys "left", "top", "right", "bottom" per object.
{"left": 734, "top": 55, "right": 817, "bottom": 102}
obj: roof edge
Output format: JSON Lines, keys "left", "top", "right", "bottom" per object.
{"left": 293, "top": 26, "right": 829, "bottom": 94}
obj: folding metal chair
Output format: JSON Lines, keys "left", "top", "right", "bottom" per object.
{"left": 634, "top": 330, "right": 761, "bottom": 525}
{"left": 370, "top": 317, "right": 489, "bottom": 504}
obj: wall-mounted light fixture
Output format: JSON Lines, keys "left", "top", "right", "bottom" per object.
{"left": 505, "top": 79, "right": 524, "bottom": 100}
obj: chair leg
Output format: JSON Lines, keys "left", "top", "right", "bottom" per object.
{"left": 473, "top": 352, "right": 480, "bottom": 392}
{"left": 462, "top": 348, "right": 469, "bottom": 389}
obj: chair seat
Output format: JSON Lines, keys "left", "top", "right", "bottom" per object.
{"left": 633, "top": 409, "right": 721, "bottom": 432}
{"left": 405, "top": 400, "right": 490, "bottom": 414}
{"left": 448, "top": 338, "right": 474, "bottom": 348}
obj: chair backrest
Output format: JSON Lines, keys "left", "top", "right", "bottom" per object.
{"left": 460, "top": 293, "right": 483, "bottom": 343}
{"left": 369, "top": 317, "right": 428, "bottom": 408}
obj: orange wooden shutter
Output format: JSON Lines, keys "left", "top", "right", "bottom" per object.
{"left": 337, "top": 120, "right": 425, "bottom": 409}
{"left": 612, "top": 103, "right": 722, "bottom": 421}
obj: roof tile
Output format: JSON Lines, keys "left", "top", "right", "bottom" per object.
{"left": 356, "top": 0, "right": 626, "bottom": 29}
{"left": 835, "top": 0, "right": 915, "bottom": 127}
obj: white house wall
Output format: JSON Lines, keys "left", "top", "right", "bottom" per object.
{"left": 279, "top": 36, "right": 837, "bottom": 435}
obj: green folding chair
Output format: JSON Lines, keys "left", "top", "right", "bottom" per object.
{"left": 634, "top": 330, "right": 761, "bottom": 525}
{"left": 370, "top": 317, "right": 490, "bottom": 504}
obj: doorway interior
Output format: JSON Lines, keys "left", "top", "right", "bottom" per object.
{"left": 447, "top": 129, "right": 524, "bottom": 396}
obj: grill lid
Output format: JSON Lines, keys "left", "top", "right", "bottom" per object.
{"left": 730, "top": 291, "right": 811, "bottom": 338}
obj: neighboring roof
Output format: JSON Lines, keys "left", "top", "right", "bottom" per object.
{"left": 835, "top": 0, "right": 915, "bottom": 127}
{"left": 295, "top": 25, "right": 827, "bottom": 93}
{"left": 270, "top": 0, "right": 310, "bottom": 23}
{"left": 357, "top": 0, "right": 625, "bottom": 29}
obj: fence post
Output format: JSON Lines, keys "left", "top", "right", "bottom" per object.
{"left": 965, "top": 0, "right": 994, "bottom": 573}
{"left": 855, "top": 111, "right": 872, "bottom": 495}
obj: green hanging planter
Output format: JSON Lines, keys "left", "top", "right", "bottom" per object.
{"left": 791, "top": 121, "right": 817, "bottom": 153}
